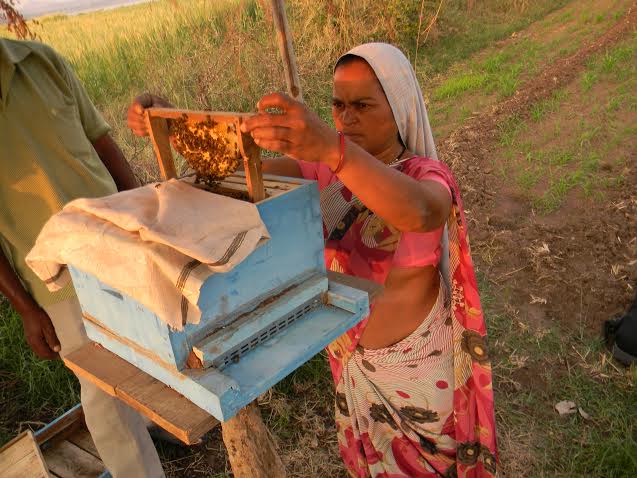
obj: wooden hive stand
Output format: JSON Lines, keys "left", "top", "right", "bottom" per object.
{"left": 63, "top": 343, "right": 286, "bottom": 478}
{"left": 47, "top": 1, "right": 315, "bottom": 476}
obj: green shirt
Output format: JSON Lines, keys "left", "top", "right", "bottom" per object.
{"left": 0, "top": 39, "right": 117, "bottom": 306}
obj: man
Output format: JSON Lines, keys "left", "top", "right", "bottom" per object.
{"left": 0, "top": 38, "right": 164, "bottom": 477}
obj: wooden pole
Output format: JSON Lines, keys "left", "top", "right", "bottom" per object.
{"left": 270, "top": 0, "right": 303, "bottom": 102}
{"left": 221, "top": 403, "right": 286, "bottom": 478}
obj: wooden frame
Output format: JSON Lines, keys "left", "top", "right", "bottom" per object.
{"left": 0, "top": 431, "right": 51, "bottom": 478}
{"left": 144, "top": 107, "right": 265, "bottom": 202}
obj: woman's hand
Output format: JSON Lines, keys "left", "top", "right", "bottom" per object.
{"left": 241, "top": 93, "right": 340, "bottom": 168}
{"left": 127, "top": 93, "right": 173, "bottom": 137}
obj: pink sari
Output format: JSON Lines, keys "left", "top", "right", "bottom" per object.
{"left": 299, "top": 156, "right": 497, "bottom": 477}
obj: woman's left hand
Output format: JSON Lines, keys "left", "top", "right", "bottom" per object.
{"left": 241, "top": 93, "right": 340, "bottom": 168}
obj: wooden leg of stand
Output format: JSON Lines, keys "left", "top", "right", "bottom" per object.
{"left": 221, "top": 403, "right": 286, "bottom": 478}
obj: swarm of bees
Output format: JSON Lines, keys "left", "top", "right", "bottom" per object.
{"left": 169, "top": 114, "right": 241, "bottom": 184}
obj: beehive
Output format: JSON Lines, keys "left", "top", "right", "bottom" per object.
{"left": 67, "top": 108, "right": 376, "bottom": 421}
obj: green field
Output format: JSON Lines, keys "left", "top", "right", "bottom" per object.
{"left": 2, "top": 1, "right": 636, "bottom": 476}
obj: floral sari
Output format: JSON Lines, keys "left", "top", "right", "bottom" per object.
{"left": 301, "top": 156, "right": 497, "bottom": 478}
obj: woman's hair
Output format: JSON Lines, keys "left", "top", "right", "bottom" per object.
{"left": 334, "top": 53, "right": 365, "bottom": 71}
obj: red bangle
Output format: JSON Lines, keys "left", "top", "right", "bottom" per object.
{"left": 332, "top": 131, "right": 346, "bottom": 174}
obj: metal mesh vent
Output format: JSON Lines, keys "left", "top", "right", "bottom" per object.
{"left": 215, "top": 297, "right": 320, "bottom": 369}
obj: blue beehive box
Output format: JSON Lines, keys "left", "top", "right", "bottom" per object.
{"left": 68, "top": 174, "right": 371, "bottom": 421}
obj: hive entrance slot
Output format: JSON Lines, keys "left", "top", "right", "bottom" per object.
{"left": 215, "top": 296, "right": 320, "bottom": 370}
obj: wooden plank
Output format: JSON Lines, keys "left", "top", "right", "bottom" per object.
{"left": 43, "top": 440, "right": 105, "bottom": 478}
{"left": 63, "top": 343, "right": 139, "bottom": 396}
{"left": 4, "top": 453, "right": 50, "bottom": 478}
{"left": 327, "top": 271, "right": 383, "bottom": 302}
{"left": 243, "top": 153, "right": 265, "bottom": 203}
{"left": 270, "top": 0, "right": 303, "bottom": 102}
{"left": 63, "top": 342, "right": 218, "bottom": 445}
{"left": 0, "top": 432, "right": 32, "bottom": 471}
{"left": 67, "top": 428, "right": 99, "bottom": 459}
{"left": 147, "top": 107, "right": 254, "bottom": 123}
{"left": 116, "top": 371, "right": 218, "bottom": 445}
{"left": 0, "top": 431, "right": 50, "bottom": 478}
{"left": 35, "top": 404, "right": 83, "bottom": 446}
{"left": 145, "top": 113, "right": 177, "bottom": 180}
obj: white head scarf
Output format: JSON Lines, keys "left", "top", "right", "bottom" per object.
{"left": 336, "top": 42, "right": 438, "bottom": 160}
{"left": 335, "top": 43, "right": 450, "bottom": 286}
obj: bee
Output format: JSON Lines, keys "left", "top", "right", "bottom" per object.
{"left": 169, "top": 114, "right": 241, "bottom": 185}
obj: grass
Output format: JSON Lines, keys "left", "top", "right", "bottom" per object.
{"left": 0, "top": 300, "right": 79, "bottom": 445}
{"left": 427, "top": 0, "right": 631, "bottom": 137}
{"left": 2, "top": 0, "right": 637, "bottom": 476}
{"left": 484, "top": 279, "right": 637, "bottom": 477}
{"left": 432, "top": 39, "right": 538, "bottom": 101}
{"left": 433, "top": 73, "right": 489, "bottom": 100}
{"left": 494, "top": 32, "right": 637, "bottom": 213}
{"left": 5, "top": 0, "right": 575, "bottom": 181}
{"left": 530, "top": 90, "right": 568, "bottom": 122}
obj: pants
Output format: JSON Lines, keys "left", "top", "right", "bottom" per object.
{"left": 44, "top": 297, "right": 165, "bottom": 478}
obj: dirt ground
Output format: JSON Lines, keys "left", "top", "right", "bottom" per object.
{"left": 439, "top": 2, "right": 637, "bottom": 336}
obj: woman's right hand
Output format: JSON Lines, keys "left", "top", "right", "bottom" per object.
{"left": 127, "top": 93, "right": 173, "bottom": 137}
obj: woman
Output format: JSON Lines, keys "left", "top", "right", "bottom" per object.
{"left": 129, "top": 43, "right": 496, "bottom": 478}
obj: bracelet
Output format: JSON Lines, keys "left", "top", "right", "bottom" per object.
{"left": 332, "top": 131, "right": 346, "bottom": 174}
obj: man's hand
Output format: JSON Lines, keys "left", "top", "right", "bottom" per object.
{"left": 127, "top": 93, "right": 173, "bottom": 137}
{"left": 20, "top": 306, "right": 61, "bottom": 360}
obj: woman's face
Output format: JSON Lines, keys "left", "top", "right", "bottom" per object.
{"left": 332, "top": 59, "right": 401, "bottom": 158}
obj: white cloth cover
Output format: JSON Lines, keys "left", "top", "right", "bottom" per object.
{"left": 26, "top": 179, "right": 269, "bottom": 330}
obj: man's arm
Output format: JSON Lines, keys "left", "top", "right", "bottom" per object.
{"left": 92, "top": 134, "right": 139, "bottom": 191}
{"left": 0, "top": 249, "right": 60, "bottom": 359}
{"left": 54, "top": 54, "right": 137, "bottom": 191}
